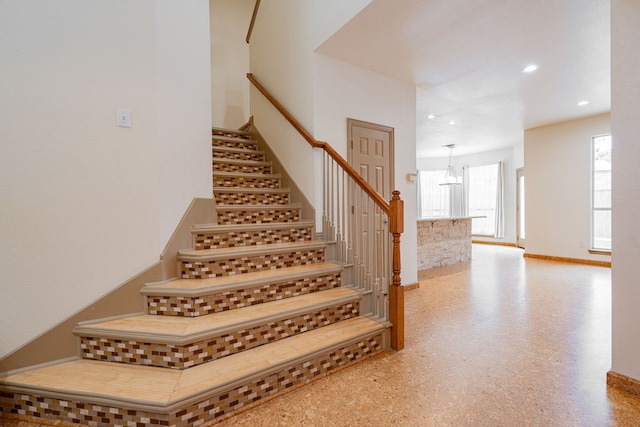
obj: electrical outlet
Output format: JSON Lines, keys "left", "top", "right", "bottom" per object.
{"left": 580, "top": 241, "right": 585, "bottom": 248}
{"left": 117, "top": 109, "right": 131, "bottom": 127}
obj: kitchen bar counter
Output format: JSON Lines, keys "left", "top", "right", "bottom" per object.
{"left": 417, "top": 217, "right": 473, "bottom": 270}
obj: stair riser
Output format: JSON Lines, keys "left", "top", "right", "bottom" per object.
{"left": 213, "top": 150, "right": 264, "bottom": 162}
{"left": 80, "top": 301, "right": 359, "bottom": 369}
{"left": 216, "top": 208, "right": 300, "bottom": 225}
{"left": 214, "top": 192, "right": 289, "bottom": 206}
{"left": 213, "top": 163, "right": 272, "bottom": 174}
{"left": 212, "top": 140, "right": 257, "bottom": 151}
{"left": 1, "top": 334, "right": 383, "bottom": 427}
{"left": 193, "top": 227, "right": 312, "bottom": 250}
{"left": 213, "top": 175, "right": 280, "bottom": 189}
{"left": 212, "top": 130, "right": 252, "bottom": 140}
{"left": 148, "top": 273, "right": 341, "bottom": 317}
{"left": 180, "top": 249, "right": 326, "bottom": 279}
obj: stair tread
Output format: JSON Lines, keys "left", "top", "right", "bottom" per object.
{"left": 192, "top": 219, "right": 313, "bottom": 233}
{"left": 2, "top": 317, "right": 384, "bottom": 408}
{"left": 179, "top": 240, "right": 325, "bottom": 260}
{"left": 142, "top": 262, "right": 342, "bottom": 295}
{"left": 74, "top": 287, "right": 359, "bottom": 343}
{"left": 213, "top": 158, "right": 271, "bottom": 166}
{"left": 211, "top": 133, "right": 254, "bottom": 142}
{"left": 212, "top": 145, "right": 263, "bottom": 154}
{"left": 212, "top": 171, "right": 280, "bottom": 178}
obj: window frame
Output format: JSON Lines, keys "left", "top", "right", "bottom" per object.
{"left": 590, "top": 133, "right": 612, "bottom": 252}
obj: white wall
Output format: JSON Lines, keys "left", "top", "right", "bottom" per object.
{"left": 524, "top": 113, "right": 611, "bottom": 262}
{"left": 248, "top": 0, "right": 374, "bottom": 224}
{"left": 417, "top": 145, "right": 520, "bottom": 244}
{"left": 611, "top": 0, "right": 640, "bottom": 382}
{"left": 314, "top": 54, "right": 418, "bottom": 287}
{"left": 210, "top": 0, "right": 252, "bottom": 128}
{"left": 0, "top": 0, "right": 211, "bottom": 358}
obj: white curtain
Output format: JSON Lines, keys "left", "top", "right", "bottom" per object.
{"left": 461, "top": 164, "right": 469, "bottom": 217}
{"left": 417, "top": 170, "right": 450, "bottom": 218}
{"left": 494, "top": 161, "right": 505, "bottom": 238}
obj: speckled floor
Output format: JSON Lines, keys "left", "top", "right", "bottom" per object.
{"left": 3, "top": 244, "right": 640, "bottom": 426}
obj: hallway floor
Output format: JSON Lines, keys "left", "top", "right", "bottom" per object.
{"left": 3, "top": 245, "right": 640, "bottom": 426}
{"left": 215, "top": 244, "right": 640, "bottom": 426}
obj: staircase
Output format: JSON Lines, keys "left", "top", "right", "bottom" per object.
{"left": 0, "top": 127, "right": 387, "bottom": 426}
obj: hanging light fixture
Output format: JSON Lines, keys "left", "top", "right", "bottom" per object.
{"left": 439, "top": 144, "right": 461, "bottom": 186}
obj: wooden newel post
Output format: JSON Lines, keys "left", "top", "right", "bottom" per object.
{"left": 389, "top": 190, "right": 404, "bottom": 350}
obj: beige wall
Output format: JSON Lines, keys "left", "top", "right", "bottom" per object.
{"left": 524, "top": 113, "right": 611, "bottom": 262}
{"left": 0, "top": 0, "right": 212, "bottom": 359}
{"left": 248, "top": 1, "right": 372, "bottom": 209}
{"left": 314, "top": 54, "right": 418, "bottom": 287}
{"left": 210, "top": 0, "right": 252, "bottom": 128}
{"left": 611, "top": 0, "right": 640, "bottom": 382}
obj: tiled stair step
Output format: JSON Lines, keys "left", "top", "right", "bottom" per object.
{"left": 212, "top": 127, "right": 253, "bottom": 140}
{"left": 215, "top": 203, "right": 302, "bottom": 225}
{"left": 213, "top": 171, "right": 281, "bottom": 189}
{"left": 74, "top": 287, "right": 361, "bottom": 369}
{"left": 212, "top": 129, "right": 255, "bottom": 145}
{"left": 212, "top": 136, "right": 257, "bottom": 151}
{"left": 0, "top": 317, "right": 384, "bottom": 426}
{"left": 212, "top": 146, "right": 265, "bottom": 162}
{"left": 213, "top": 158, "right": 272, "bottom": 174}
{"left": 192, "top": 220, "right": 314, "bottom": 250}
{"left": 179, "top": 241, "right": 326, "bottom": 279}
{"left": 142, "top": 262, "right": 343, "bottom": 317}
{"left": 214, "top": 187, "right": 290, "bottom": 206}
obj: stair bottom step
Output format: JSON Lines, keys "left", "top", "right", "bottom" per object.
{"left": 0, "top": 317, "right": 386, "bottom": 426}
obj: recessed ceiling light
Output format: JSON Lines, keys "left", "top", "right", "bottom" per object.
{"left": 448, "top": 120, "right": 456, "bottom": 125}
{"left": 577, "top": 100, "right": 590, "bottom": 106}
{"left": 427, "top": 114, "right": 435, "bottom": 119}
{"left": 522, "top": 64, "right": 538, "bottom": 73}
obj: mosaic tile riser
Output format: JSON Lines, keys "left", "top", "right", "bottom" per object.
{"left": 214, "top": 192, "right": 289, "bottom": 205}
{"left": 147, "top": 273, "right": 341, "bottom": 317}
{"left": 180, "top": 249, "right": 325, "bottom": 279}
{"left": 194, "top": 227, "right": 311, "bottom": 250}
{"left": 212, "top": 150, "right": 264, "bottom": 161}
{"left": 215, "top": 209, "right": 300, "bottom": 225}
{"left": 213, "top": 163, "right": 272, "bottom": 174}
{"left": 212, "top": 176, "right": 280, "bottom": 189}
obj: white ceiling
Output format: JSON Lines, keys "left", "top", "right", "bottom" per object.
{"left": 317, "top": 0, "right": 611, "bottom": 158}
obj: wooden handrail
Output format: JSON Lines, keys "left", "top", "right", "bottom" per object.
{"left": 247, "top": 73, "right": 390, "bottom": 215}
{"left": 246, "top": 0, "right": 261, "bottom": 44}
{"left": 247, "top": 72, "right": 404, "bottom": 351}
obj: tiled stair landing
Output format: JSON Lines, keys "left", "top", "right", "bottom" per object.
{"left": 0, "top": 127, "right": 386, "bottom": 426}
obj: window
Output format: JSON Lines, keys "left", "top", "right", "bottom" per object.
{"left": 418, "top": 162, "right": 504, "bottom": 237}
{"left": 467, "top": 163, "right": 500, "bottom": 236}
{"left": 418, "top": 169, "right": 450, "bottom": 218}
{"left": 592, "top": 134, "right": 612, "bottom": 250}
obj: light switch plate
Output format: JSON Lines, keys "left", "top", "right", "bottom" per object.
{"left": 117, "top": 109, "right": 131, "bottom": 127}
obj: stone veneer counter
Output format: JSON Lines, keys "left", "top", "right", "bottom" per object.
{"left": 417, "top": 217, "right": 472, "bottom": 270}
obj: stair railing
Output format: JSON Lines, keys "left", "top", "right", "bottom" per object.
{"left": 245, "top": 0, "right": 261, "bottom": 44}
{"left": 247, "top": 73, "right": 405, "bottom": 350}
